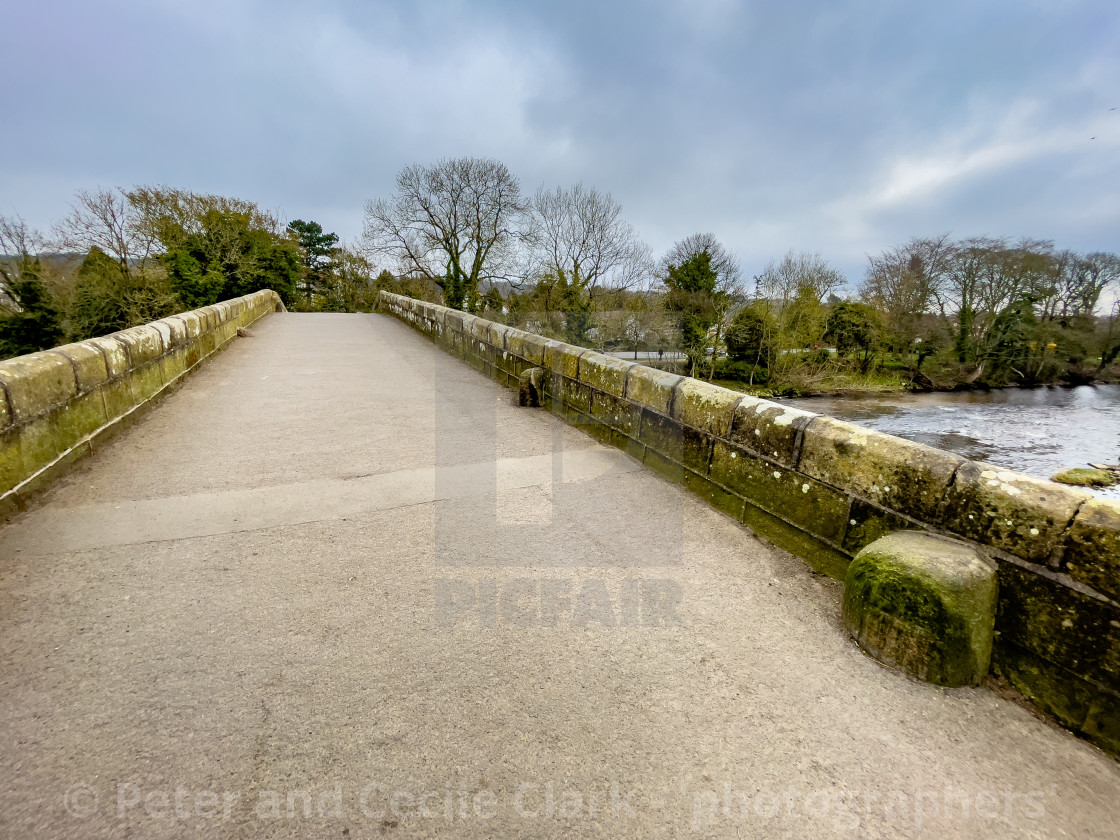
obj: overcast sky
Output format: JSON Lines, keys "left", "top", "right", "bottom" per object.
{"left": 3, "top": 0, "right": 1118, "bottom": 286}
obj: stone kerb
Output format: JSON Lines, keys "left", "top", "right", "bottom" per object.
{"left": 0, "top": 289, "right": 282, "bottom": 509}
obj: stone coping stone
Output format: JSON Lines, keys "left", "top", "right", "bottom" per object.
{"left": 938, "top": 461, "right": 1090, "bottom": 565}
{"left": 577, "top": 353, "right": 633, "bottom": 399}
{"left": 799, "top": 416, "right": 964, "bottom": 523}
{"left": 843, "top": 531, "right": 997, "bottom": 687}
{"left": 625, "top": 366, "right": 680, "bottom": 416}
{"left": 543, "top": 341, "right": 585, "bottom": 380}
{"left": 112, "top": 325, "right": 165, "bottom": 367}
{"left": 671, "top": 378, "right": 743, "bottom": 437}
{"left": 0, "top": 353, "right": 79, "bottom": 424}
{"left": 51, "top": 343, "right": 110, "bottom": 392}
{"left": 728, "top": 397, "right": 816, "bottom": 469}
{"left": 1063, "top": 498, "right": 1120, "bottom": 602}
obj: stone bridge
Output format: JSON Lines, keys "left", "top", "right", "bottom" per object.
{"left": 0, "top": 293, "right": 1117, "bottom": 838}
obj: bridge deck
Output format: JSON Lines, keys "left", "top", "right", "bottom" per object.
{"left": 0, "top": 312, "right": 1116, "bottom": 838}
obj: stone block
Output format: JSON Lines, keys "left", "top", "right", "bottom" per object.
{"left": 671, "top": 378, "right": 742, "bottom": 436}
{"left": 1061, "top": 498, "right": 1120, "bottom": 601}
{"left": 799, "top": 417, "right": 964, "bottom": 522}
{"left": 684, "top": 471, "right": 746, "bottom": 521}
{"left": 637, "top": 408, "right": 682, "bottom": 460}
{"left": 52, "top": 344, "right": 109, "bottom": 392}
{"left": 155, "top": 316, "right": 188, "bottom": 348}
{"left": 0, "top": 353, "right": 78, "bottom": 423}
{"left": 624, "top": 366, "right": 680, "bottom": 415}
{"left": 995, "top": 558, "right": 1120, "bottom": 693}
{"left": 577, "top": 353, "right": 634, "bottom": 399}
{"left": 842, "top": 498, "right": 923, "bottom": 556}
{"left": 84, "top": 336, "right": 130, "bottom": 379}
{"left": 740, "top": 502, "right": 850, "bottom": 580}
{"left": 843, "top": 531, "right": 998, "bottom": 686}
{"left": 728, "top": 397, "right": 816, "bottom": 468}
{"left": 519, "top": 367, "right": 543, "bottom": 407}
{"left": 543, "top": 341, "right": 585, "bottom": 380}
{"left": 938, "top": 461, "right": 1090, "bottom": 564}
{"left": 179, "top": 312, "right": 203, "bottom": 340}
{"left": 588, "top": 392, "right": 640, "bottom": 436}
{"left": 113, "top": 325, "right": 165, "bottom": 366}
{"left": 519, "top": 333, "right": 550, "bottom": 367}
{"left": 709, "top": 440, "right": 849, "bottom": 544}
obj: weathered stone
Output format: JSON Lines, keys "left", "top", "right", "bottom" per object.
{"left": 113, "top": 325, "right": 165, "bottom": 366}
{"left": 0, "top": 353, "right": 79, "bottom": 422}
{"left": 555, "top": 376, "right": 592, "bottom": 414}
{"left": 624, "top": 366, "right": 680, "bottom": 415}
{"left": 543, "top": 341, "right": 585, "bottom": 380}
{"left": 0, "top": 386, "right": 10, "bottom": 430}
{"left": 643, "top": 447, "right": 684, "bottom": 485}
{"left": 727, "top": 397, "right": 816, "bottom": 468}
{"left": 577, "top": 353, "right": 633, "bottom": 399}
{"left": 993, "top": 639, "right": 1120, "bottom": 757}
{"left": 741, "top": 501, "right": 851, "bottom": 580}
{"left": 995, "top": 557, "right": 1120, "bottom": 693}
{"left": 709, "top": 440, "right": 849, "bottom": 544}
{"left": 156, "top": 316, "right": 188, "bottom": 347}
{"left": 843, "top": 531, "right": 997, "bottom": 687}
{"left": 52, "top": 344, "right": 110, "bottom": 392}
{"left": 588, "top": 391, "right": 640, "bottom": 436}
{"left": 469, "top": 316, "right": 491, "bottom": 342}
{"left": 684, "top": 471, "right": 746, "bottom": 521}
{"left": 842, "top": 498, "right": 923, "bottom": 556}
{"left": 1063, "top": 497, "right": 1120, "bottom": 602}
{"left": 799, "top": 417, "right": 964, "bottom": 522}
{"left": 671, "top": 379, "right": 742, "bottom": 436}
{"left": 1051, "top": 468, "right": 1118, "bottom": 487}
{"left": 178, "top": 311, "right": 203, "bottom": 339}
{"left": 938, "top": 461, "right": 1090, "bottom": 564}
{"left": 637, "top": 408, "right": 682, "bottom": 460}
{"left": 519, "top": 367, "right": 544, "bottom": 407}
{"left": 518, "top": 333, "right": 550, "bottom": 366}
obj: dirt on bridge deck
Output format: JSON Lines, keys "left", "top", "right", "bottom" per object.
{"left": 1, "top": 312, "right": 1117, "bottom": 839}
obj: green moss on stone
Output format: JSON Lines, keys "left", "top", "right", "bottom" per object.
{"left": 1051, "top": 468, "right": 1118, "bottom": 487}
{"left": 843, "top": 531, "right": 997, "bottom": 686}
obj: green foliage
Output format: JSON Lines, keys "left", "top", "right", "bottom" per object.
{"left": 288, "top": 219, "right": 339, "bottom": 304}
{"left": 825, "top": 301, "right": 881, "bottom": 372}
{"left": 0, "top": 261, "right": 65, "bottom": 357}
{"left": 66, "top": 247, "right": 179, "bottom": 342}
{"left": 663, "top": 251, "right": 720, "bottom": 370}
{"left": 160, "top": 209, "right": 299, "bottom": 308}
{"left": 724, "top": 305, "right": 770, "bottom": 363}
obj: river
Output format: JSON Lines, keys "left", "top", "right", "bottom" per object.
{"left": 781, "top": 384, "right": 1120, "bottom": 500}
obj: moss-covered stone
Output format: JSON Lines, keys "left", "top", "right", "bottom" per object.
{"left": 842, "top": 498, "right": 924, "bottom": 556}
{"left": 624, "top": 366, "right": 680, "bottom": 415}
{"left": 637, "top": 408, "right": 683, "bottom": 460}
{"left": 1051, "top": 467, "right": 1118, "bottom": 487}
{"left": 939, "top": 461, "right": 1090, "bottom": 564}
{"left": 741, "top": 502, "right": 850, "bottom": 580}
{"left": 993, "top": 639, "right": 1120, "bottom": 757}
{"left": 0, "top": 353, "right": 79, "bottom": 422}
{"left": 1063, "top": 497, "right": 1120, "bottom": 602}
{"left": 156, "top": 316, "right": 188, "bottom": 347}
{"left": 542, "top": 342, "right": 585, "bottom": 380}
{"left": 52, "top": 344, "right": 109, "bottom": 393}
{"left": 684, "top": 471, "right": 746, "bottom": 521}
{"left": 555, "top": 375, "right": 592, "bottom": 414}
{"left": 727, "top": 397, "right": 816, "bottom": 468}
{"left": 519, "top": 333, "right": 550, "bottom": 366}
{"left": 130, "top": 362, "right": 166, "bottom": 402}
{"left": 995, "top": 558, "right": 1120, "bottom": 693}
{"left": 709, "top": 440, "right": 850, "bottom": 544}
{"left": 113, "top": 325, "right": 165, "bottom": 366}
{"left": 799, "top": 416, "right": 964, "bottom": 523}
{"left": 643, "top": 447, "right": 684, "bottom": 484}
{"left": 843, "top": 531, "right": 998, "bottom": 686}
{"left": 577, "top": 353, "right": 633, "bottom": 399}
{"left": 588, "top": 391, "right": 641, "bottom": 436}
{"left": 671, "top": 378, "right": 742, "bottom": 437}
{"left": 98, "top": 377, "right": 138, "bottom": 421}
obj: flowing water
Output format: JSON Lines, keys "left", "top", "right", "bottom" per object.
{"left": 781, "top": 384, "right": 1120, "bottom": 500}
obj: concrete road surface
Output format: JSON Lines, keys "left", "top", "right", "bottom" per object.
{"left": 1, "top": 312, "right": 1117, "bottom": 839}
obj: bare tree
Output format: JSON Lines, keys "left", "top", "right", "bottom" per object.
{"left": 861, "top": 234, "right": 954, "bottom": 352}
{"left": 53, "top": 187, "right": 159, "bottom": 277}
{"left": 362, "top": 158, "right": 526, "bottom": 310}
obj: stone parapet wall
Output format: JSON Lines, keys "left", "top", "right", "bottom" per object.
{"left": 380, "top": 290, "right": 1120, "bottom": 756}
{"left": 0, "top": 290, "right": 283, "bottom": 513}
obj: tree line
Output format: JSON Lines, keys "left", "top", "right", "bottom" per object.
{"left": 4, "top": 161, "right": 1119, "bottom": 395}
{"left": 0, "top": 186, "right": 386, "bottom": 359}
